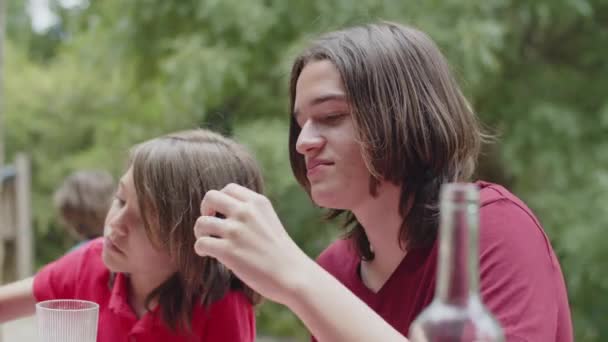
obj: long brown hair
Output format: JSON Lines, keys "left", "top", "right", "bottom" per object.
{"left": 128, "top": 129, "right": 263, "bottom": 332}
{"left": 288, "top": 22, "right": 486, "bottom": 259}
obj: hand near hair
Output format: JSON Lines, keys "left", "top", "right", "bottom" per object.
{"left": 193, "top": 183, "right": 409, "bottom": 342}
{"left": 193, "top": 183, "right": 312, "bottom": 305}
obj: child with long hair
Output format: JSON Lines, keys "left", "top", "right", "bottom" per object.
{"left": 0, "top": 129, "right": 262, "bottom": 341}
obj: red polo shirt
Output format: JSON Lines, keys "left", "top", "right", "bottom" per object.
{"left": 313, "top": 181, "right": 573, "bottom": 342}
{"left": 34, "top": 238, "right": 255, "bottom": 342}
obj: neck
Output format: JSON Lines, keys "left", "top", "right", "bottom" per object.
{"left": 128, "top": 270, "right": 173, "bottom": 318}
{"left": 353, "top": 182, "right": 407, "bottom": 284}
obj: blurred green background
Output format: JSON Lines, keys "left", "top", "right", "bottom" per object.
{"left": 2, "top": 0, "right": 607, "bottom": 340}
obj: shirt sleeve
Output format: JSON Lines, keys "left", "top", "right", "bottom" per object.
{"left": 479, "top": 198, "right": 562, "bottom": 341}
{"left": 201, "top": 291, "right": 256, "bottom": 342}
{"left": 33, "top": 243, "right": 89, "bottom": 301}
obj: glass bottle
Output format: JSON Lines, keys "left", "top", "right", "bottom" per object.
{"left": 409, "top": 183, "right": 504, "bottom": 342}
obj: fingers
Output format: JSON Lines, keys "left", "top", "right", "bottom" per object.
{"left": 195, "top": 183, "right": 268, "bottom": 263}
{"left": 193, "top": 215, "right": 237, "bottom": 263}
{"left": 193, "top": 215, "right": 233, "bottom": 239}
{"left": 200, "top": 189, "right": 242, "bottom": 217}
{"left": 193, "top": 236, "right": 230, "bottom": 258}
{"left": 222, "top": 183, "right": 263, "bottom": 202}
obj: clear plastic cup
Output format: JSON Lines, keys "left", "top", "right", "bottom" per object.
{"left": 36, "top": 299, "right": 99, "bottom": 342}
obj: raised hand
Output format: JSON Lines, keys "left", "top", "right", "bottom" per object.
{"left": 193, "top": 183, "right": 313, "bottom": 305}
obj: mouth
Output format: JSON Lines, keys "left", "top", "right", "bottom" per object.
{"left": 306, "top": 159, "right": 333, "bottom": 171}
{"left": 306, "top": 159, "right": 334, "bottom": 179}
{"left": 104, "top": 237, "right": 125, "bottom": 254}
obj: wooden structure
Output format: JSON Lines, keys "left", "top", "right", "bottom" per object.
{"left": 0, "top": 154, "right": 33, "bottom": 282}
{"left": 0, "top": 155, "right": 33, "bottom": 342}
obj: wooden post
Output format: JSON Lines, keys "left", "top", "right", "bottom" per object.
{"left": 0, "top": 0, "right": 5, "bottom": 173}
{"left": 15, "top": 154, "right": 32, "bottom": 279}
{"left": 0, "top": 0, "right": 5, "bottom": 178}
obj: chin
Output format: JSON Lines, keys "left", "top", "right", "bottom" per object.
{"left": 102, "top": 250, "right": 124, "bottom": 273}
{"left": 310, "top": 187, "right": 347, "bottom": 210}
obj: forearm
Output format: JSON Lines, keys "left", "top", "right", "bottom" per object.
{"left": 284, "top": 259, "right": 408, "bottom": 342}
{"left": 194, "top": 185, "right": 409, "bottom": 341}
{"left": 0, "top": 277, "right": 36, "bottom": 322}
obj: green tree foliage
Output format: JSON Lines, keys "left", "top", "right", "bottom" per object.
{"left": 3, "top": 0, "right": 606, "bottom": 340}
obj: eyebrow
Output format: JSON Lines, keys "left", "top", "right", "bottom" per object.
{"left": 292, "top": 94, "right": 347, "bottom": 120}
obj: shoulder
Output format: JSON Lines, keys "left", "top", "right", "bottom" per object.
{"left": 38, "top": 237, "right": 105, "bottom": 275}
{"left": 317, "top": 238, "right": 358, "bottom": 271}
{"left": 212, "top": 291, "right": 253, "bottom": 310}
{"left": 191, "top": 291, "right": 255, "bottom": 341}
{"left": 78, "top": 237, "right": 108, "bottom": 278}
{"left": 81, "top": 237, "right": 105, "bottom": 256}
{"left": 475, "top": 182, "right": 571, "bottom": 340}
{"left": 73, "top": 237, "right": 107, "bottom": 276}
{"left": 477, "top": 181, "right": 547, "bottom": 239}
{"left": 33, "top": 237, "right": 108, "bottom": 300}
{"left": 193, "top": 291, "right": 253, "bottom": 320}
{"left": 476, "top": 181, "right": 558, "bottom": 270}
{"left": 478, "top": 181, "right": 541, "bottom": 224}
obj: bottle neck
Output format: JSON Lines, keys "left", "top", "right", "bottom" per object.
{"left": 435, "top": 184, "right": 480, "bottom": 306}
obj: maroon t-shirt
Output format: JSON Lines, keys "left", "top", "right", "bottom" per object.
{"left": 313, "top": 181, "right": 572, "bottom": 342}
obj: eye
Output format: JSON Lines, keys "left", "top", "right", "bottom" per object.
{"left": 321, "top": 113, "right": 346, "bottom": 125}
{"left": 295, "top": 117, "right": 304, "bottom": 129}
{"left": 113, "top": 196, "right": 126, "bottom": 208}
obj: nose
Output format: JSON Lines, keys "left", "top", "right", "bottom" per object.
{"left": 105, "top": 207, "right": 128, "bottom": 238}
{"left": 106, "top": 223, "right": 127, "bottom": 238}
{"left": 295, "top": 122, "right": 325, "bottom": 156}
{"left": 106, "top": 221, "right": 128, "bottom": 238}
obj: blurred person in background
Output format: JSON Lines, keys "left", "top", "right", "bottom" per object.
{"left": 193, "top": 22, "right": 573, "bottom": 342}
{"left": 53, "top": 170, "right": 115, "bottom": 252}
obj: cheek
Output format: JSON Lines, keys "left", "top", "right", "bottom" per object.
{"left": 144, "top": 248, "right": 173, "bottom": 270}
{"left": 135, "top": 233, "right": 172, "bottom": 264}
{"left": 344, "top": 145, "right": 369, "bottom": 177}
